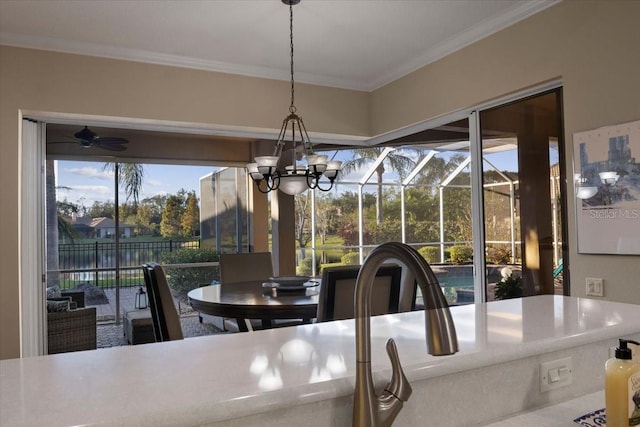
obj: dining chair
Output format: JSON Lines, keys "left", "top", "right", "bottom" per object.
{"left": 392, "top": 261, "right": 420, "bottom": 312}
{"left": 142, "top": 263, "right": 163, "bottom": 342}
{"left": 218, "top": 252, "right": 275, "bottom": 331}
{"left": 316, "top": 264, "right": 409, "bottom": 322}
{"left": 144, "top": 262, "right": 184, "bottom": 341}
{"left": 219, "top": 252, "right": 274, "bottom": 283}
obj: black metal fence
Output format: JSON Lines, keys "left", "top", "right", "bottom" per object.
{"left": 57, "top": 239, "right": 200, "bottom": 290}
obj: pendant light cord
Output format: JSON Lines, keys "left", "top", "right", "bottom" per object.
{"left": 289, "top": 2, "right": 296, "bottom": 114}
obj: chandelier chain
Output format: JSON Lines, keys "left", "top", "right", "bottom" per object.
{"left": 246, "top": 0, "right": 341, "bottom": 195}
{"left": 289, "top": 2, "right": 296, "bottom": 114}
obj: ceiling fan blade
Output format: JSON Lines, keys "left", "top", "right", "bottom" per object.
{"left": 95, "top": 136, "right": 129, "bottom": 144}
{"left": 51, "top": 126, "right": 129, "bottom": 152}
{"left": 92, "top": 143, "right": 128, "bottom": 152}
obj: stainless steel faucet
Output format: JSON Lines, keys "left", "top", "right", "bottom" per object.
{"left": 353, "top": 242, "right": 459, "bottom": 427}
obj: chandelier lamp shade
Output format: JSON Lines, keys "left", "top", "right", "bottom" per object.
{"left": 574, "top": 174, "right": 598, "bottom": 200}
{"left": 246, "top": 0, "right": 341, "bottom": 195}
{"left": 574, "top": 171, "right": 620, "bottom": 200}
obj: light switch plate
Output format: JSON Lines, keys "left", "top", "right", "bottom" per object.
{"left": 586, "top": 277, "right": 604, "bottom": 297}
{"left": 540, "top": 357, "right": 573, "bottom": 392}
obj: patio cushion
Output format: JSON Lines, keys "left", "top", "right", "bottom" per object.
{"left": 123, "top": 309, "right": 155, "bottom": 345}
{"left": 46, "top": 286, "right": 62, "bottom": 299}
{"left": 47, "top": 299, "right": 70, "bottom": 312}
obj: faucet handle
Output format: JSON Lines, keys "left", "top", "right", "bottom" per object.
{"left": 384, "top": 339, "right": 412, "bottom": 402}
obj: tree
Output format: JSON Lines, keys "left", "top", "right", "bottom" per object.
{"left": 135, "top": 204, "right": 155, "bottom": 235}
{"left": 340, "top": 147, "right": 417, "bottom": 224}
{"left": 181, "top": 192, "right": 200, "bottom": 237}
{"left": 141, "top": 194, "right": 169, "bottom": 225}
{"left": 57, "top": 197, "right": 78, "bottom": 217}
{"left": 87, "top": 201, "right": 115, "bottom": 219}
{"left": 160, "top": 195, "right": 183, "bottom": 237}
{"left": 45, "top": 162, "right": 82, "bottom": 287}
{"left": 294, "top": 192, "right": 312, "bottom": 259}
{"left": 103, "top": 162, "right": 144, "bottom": 206}
{"left": 56, "top": 199, "right": 80, "bottom": 244}
{"left": 45, "top": 159, "right": 60, "bottom": 288}
{"left": 314, "top": 194, "right": 339, "bottom": 245}
{"left": 119, "top": 202, "right": 138, "bottom": 223}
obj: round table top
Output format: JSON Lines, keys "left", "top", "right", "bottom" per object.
{"left": 187, "top": 281, "right": 319, "bottom": 321}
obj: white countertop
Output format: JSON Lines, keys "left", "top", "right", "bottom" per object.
{"left": 1, "top": 295, "right": 639, "bottom": 426}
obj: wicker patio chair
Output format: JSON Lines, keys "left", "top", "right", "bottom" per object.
{"left": 47, "top": 307, "right": 97, "bottom": 354}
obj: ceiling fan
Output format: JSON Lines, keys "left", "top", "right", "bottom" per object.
{"left": 48, "top": 126, "right": 129, "bottom": 151}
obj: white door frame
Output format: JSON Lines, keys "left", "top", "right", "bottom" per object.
{"left": 18, "top": 80, "right": 561, "bottom": 354}
{"left": 19, "top": 118, "right": 46, "bottom": 357}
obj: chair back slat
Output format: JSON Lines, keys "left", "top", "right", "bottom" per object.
{"left": 220, "top": 252, "right": 274, "bottom": 284}
{"left": 142, "top": 263, "right": 163, "bottom": 342}
{"left": 144, "top": 262, "right": 184, "bottom": 341}
{"left": 316, "top": 264, "right": 404, "bottom": 322}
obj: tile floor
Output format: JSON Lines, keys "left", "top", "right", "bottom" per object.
{"left": 91, "top": 287, "right": 224, "bottom": 348}
{"left": 97, "top": 315, "right": 225, "bottom": 348}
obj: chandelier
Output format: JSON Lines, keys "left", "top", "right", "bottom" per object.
{"left": 246, "top": 0, "right": 341, "bottom": 195}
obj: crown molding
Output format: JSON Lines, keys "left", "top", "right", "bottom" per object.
{"left": 0, "top": 32, "right": 369, "bottom": 91}
{"left": 368, "top": 0, "right": 561, "bottom": 90}
{"left": 0, "top": 0, "right": 560, "bottom": 93}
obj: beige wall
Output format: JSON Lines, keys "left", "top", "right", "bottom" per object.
{"left": 371, "top": 1, "right": 640, "bottom": 303}
{"left": 2, "top": 0, "right": 639, "bottom": 360}
{"left": 0, "top": 47, "right": 369, "bottom": 359}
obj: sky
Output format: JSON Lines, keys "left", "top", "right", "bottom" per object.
{"left": 55, "top": 160, "right": 218, "bottom": 208}
{"left": 54, "top": 145, "right": 529, "bottom": 208}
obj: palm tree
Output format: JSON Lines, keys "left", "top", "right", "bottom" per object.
{"left": 45, "top": 161, "right": 144, "bottom": 288}
{"left": 340, "top": 147, "right": 417, "bottom": 224}
{"left": 102, "top": 162, "right": 145, "bottom": 322}
{"left": 103, "top": 162, "right": 144, "bottom": 206}
{"left": 46, "top": 160, "right": 60, "bottom": 288}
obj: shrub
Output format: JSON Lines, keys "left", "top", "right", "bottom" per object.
{"left": 341, "top": 252, "right": 360, "bottom": 265}
{"left": 296, "top": 256, "right": 314, "bottom": 276}
{"left": 493, "top": 272, "right": 522, "bottom": 300}
{"left": 338, "top": 222, "right": 371, "bottom": 246}
{"left": 319, "top": 262, "right": 343, "bottom": 272}
{"left": 449, "top": 245, "right": 472, "bottom": 264}
{"left": 486, "top": 246, "right": 512, "bottom": 264}
{"left": 297, "top": 254, "right": 326, "bottom": 276}
{"left": 371, "top": 220, "right": 402, "bottom": 244}
{"left": 160, "top": 248, "right": 220, "bottom": 300}
{"left": 337, "top": 223, "right": 359, "bottom": 246}
{"left": 323, "top": 252, "right": 342, "bottom": 263}
{"left": 418, "top": 246, "right": 440, "bottom": 263}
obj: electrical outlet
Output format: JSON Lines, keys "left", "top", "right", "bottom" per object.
{"left": 540, "top": 357, "right": 573, "bottom": 392}
{"left": 586, "top": 277, "right": 604, "bottom": 297}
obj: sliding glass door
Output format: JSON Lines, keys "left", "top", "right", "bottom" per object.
{"left": 299, "top": 87, "right": 567, "bottom": 305}
{"left": 479, "top": 89, "right": 567, "bottom": 300}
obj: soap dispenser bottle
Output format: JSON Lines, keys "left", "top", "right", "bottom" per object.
{"left": 605, "top": 338, "right": 640, "bottom": 426}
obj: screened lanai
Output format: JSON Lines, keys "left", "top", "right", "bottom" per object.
{"left": 298, "top": 141, "right": 523, "bottom": 305}
{"left": 202, "top": 90, "right": 566, "bottom": 305}
{"left": 44, "top": 88, "right": 566, "bottom": 320}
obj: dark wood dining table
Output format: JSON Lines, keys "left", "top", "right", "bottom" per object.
{"left": 187, "top": 281, "right": 319, "bottom": 332}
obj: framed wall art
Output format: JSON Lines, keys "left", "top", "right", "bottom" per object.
{"left": 573, "top": 119, "right": 640, "bottom": 254}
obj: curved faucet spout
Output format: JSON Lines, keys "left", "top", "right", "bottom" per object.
{"left": 353, "top": 242, "right": 458, "bottom": 427}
